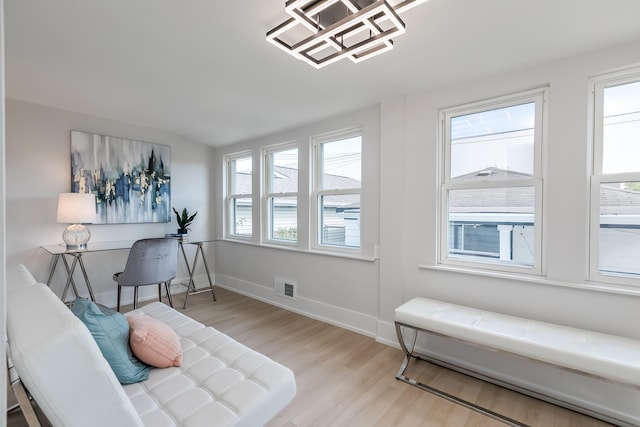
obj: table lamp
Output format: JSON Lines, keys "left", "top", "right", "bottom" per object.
{"left": 57, "top": 193, "right": 96, "bottom": 250}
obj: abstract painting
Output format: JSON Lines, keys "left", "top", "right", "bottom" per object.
{"left": 70, "top": 130, "right": 171, "bottom": 224}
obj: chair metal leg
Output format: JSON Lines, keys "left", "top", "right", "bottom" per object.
{"left": 117, "top": 285, "right": 122, "bottom": 312}
{"left": 158, "top": 283, "right": 162, "bottom": 302}
{"left": 133, "top": 287, "right": 138, "bottom": 309}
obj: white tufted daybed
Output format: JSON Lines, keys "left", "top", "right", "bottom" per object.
{"left": 394, "top": 297, "right": 640, "bottom": 427}
{"left": 6, "top": 264, "right": 296, "bottom": 427}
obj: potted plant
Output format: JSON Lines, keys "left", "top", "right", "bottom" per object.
{"left": 173, "top": 207, "right": 197, "bottom": 235}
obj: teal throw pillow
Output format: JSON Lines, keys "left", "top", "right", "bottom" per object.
{"left": 70, "top": 298, "right": 150, "bottom": 384}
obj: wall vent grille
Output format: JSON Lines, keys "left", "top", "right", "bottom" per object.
{"left": 275, "top": 278, "right": 296, "bottom": 300}
{"left": 284, "top": 283, "right": 294, "bottom": 298}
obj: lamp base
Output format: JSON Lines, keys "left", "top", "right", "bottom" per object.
{"left": 65, "top": 243, "right": 89, "bottom": 251}
{"left": 62, "top": 223, "right": 91, "bottom": 251}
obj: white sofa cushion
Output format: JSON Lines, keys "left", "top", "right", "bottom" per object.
{"left": 124, "top": 302, "right": 297, "bottom": 427}
{"left": 6, "top": 265, "right": 143, "bottom": 427}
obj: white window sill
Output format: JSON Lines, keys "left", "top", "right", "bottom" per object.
{"left": 222, "top": 238, "right": 377, "bottom": 262}
{"left": 420, "top": 263, "right": 640, "bottom": 297}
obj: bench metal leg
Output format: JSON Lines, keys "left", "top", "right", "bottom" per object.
{"left": 395, "top": 322, "right": 530, "bottom": 427}
{"left": 394, "top": 321, "right": 636, "bottom": 427}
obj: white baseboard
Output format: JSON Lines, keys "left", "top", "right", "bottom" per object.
{"left": 215, "top": 273, "right": 378, "bottom": 338}
{"left": 375, "top": 319, "right": 400, "bottom": 348}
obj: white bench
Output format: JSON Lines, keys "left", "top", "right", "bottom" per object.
{"left": 394, "top": 297, "right": 640, "bottom": 427}
{"left": 6, "top": 264, "right": 296, "bottom": 427}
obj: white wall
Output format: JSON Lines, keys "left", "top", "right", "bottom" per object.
{"left": 214, "top": 40, "right": 640, "bottom": 424}
{"left": 213, "top": 106, "right": 381, "bottom": 336}
{"left": 5, "top": 100, "right": 215, "bottom": 307}
{"left": 378, "top": 39, "right": 640, "bottom": 424}
{"left": 386, "top": 40, "right": 640, "bottom": 339}
{"left": 212, "top": 41, "right": 640, "bottom": 343}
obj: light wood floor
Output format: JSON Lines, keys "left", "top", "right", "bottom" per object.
{"left": 7, "top": 287, "right": 613, "bottom": 427}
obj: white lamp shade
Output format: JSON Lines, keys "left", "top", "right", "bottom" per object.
{"left": 57, "top": 193, "right": 96, "bottom": 224}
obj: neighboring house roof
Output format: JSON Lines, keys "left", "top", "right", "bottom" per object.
{"left": 234, "top": 166, "right": 360, "bottom": 196}
{"left": 451, "top": 167, "right": 640, "bottom": 215}
{"left": 451, "top": 168, "right": 534, "bottom": 214}
{"left": 453, "top": 167, "right": 532, "bottom": 183}
{"left": 236, "top": 165, "right": 640, "bottom": 216}
{"left": 600, "top": 183, "right": 640, "bottom": 215}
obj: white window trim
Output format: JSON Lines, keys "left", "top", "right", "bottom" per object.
{"left": 225, "top": 151, "right": 253, "bottom": 241}
{"left": 438, "top": 87, "right": 547, "bottom": 276}
{"left": 262, "top": 142, "right": 299, "bottom": 246}
{"left": 311, "top": 127, "right": 363, "bottom": 254}
{"left": 588, "top": 66, "right": 640, "bottom": 288}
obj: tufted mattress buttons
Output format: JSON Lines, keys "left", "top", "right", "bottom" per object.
{"left": 124, "top": 302, "right": 296, "bottom": 427}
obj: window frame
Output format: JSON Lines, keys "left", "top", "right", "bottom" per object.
{"left": 311, "top": 128, "right": 363, "bottom": 253}
{"left": 438, "top": 88, "right": 547, "bottom": 275}
{"left": 225, "top": 151, "right": 253, "bottom": 240}
{"left": 589, "top": 67, "right": 640, "bottom": 287}
{"left": 262, "top": 142, "right": 299, "bottom": 246}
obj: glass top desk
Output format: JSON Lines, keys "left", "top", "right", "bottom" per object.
{"left": 41, "top": 238, "right": 218, "bottom": 307}
{"left": 41, "top": 240, "right": 135, "bottom": 303}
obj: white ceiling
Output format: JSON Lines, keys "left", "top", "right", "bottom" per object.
{"left": 5, "top": 0, "right": 640, "bottom": 147}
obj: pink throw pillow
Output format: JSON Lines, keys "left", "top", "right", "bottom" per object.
{"left": 127, "top": 315, "right": 183, "bottom": 368}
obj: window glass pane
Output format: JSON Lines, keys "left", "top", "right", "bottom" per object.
{"left": 270, "top": 148, "right": 298, "bottom": 193}
{"left": 232, "top": 197, "right": 252, "bottom": 236}
{"left": 599, "top": 182, "right": 640, "bottom": 276}
{"left": 232, "top": 156, "right": 252, "bottom": 194}
{"left": 450, "top": 102, "right": 535, "bottom": 182}
{"left": 320, "top": 194, "right": 360, "bottom": 247}
{"left": 602, "top": 81, "right": 640, "bottom": 174}
{"left": 321, "top": 137, "right": 361, "bottom": 190}
{"left": 270, "top": 196, "right": 297, "bottom": 241}
{"left": 448, "top": 187, "right": 534, "bottom": 266}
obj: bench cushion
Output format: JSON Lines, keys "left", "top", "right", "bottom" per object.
{"left": 395, "top": 297, "right": 640, "bottom": 387}
{"left": 124, "top": 302, "right": 297, "bottom": 427}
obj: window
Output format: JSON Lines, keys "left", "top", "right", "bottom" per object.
{"left": 313, "top": 130, "right": 362, "bottom": 250}
{"left": 264, "top": 145, "right": 298, "bottom": 243}
{"left": 226, "top": 153, "right": 252, "bottom": 238}
{"left": 439, "top": 89, "right": 546, "bottom": 274}
{"left": 590, "top": 70, "right": 640, "bottom": 285}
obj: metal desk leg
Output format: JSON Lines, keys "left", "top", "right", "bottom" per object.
{"left": 182, "top": 242, "right": 216, "bottom": 309}
{"left": 59, "top": 253, "right": 96, "bottom": 303}
{"left": 60, "top": 254, "right": 81, "bottom": 302}
{"left": 182, "top": 243, "right": 199, "bottom": 309}
{"left": 179, "top": 242, "right": 195, "bottom": 288}
{"left": 46, "top": 255, "right": 61, "bottom": 287}
{"left": 199, "top": 244, "right": 217, "bottom": 302}
{"left": 76, "top": 254, "right": 96, "bottom": 302}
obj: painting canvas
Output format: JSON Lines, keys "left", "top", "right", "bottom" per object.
{"left": 70, "top": 130, "right": 171, "bottom": 224}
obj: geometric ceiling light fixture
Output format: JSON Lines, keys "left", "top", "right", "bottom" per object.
{"left": 267, "top": 0, "right": 428, "bottom": 69}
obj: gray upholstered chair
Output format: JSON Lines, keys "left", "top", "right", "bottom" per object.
{"left": 113, "top": 238, "right": 179, "bottom": 311}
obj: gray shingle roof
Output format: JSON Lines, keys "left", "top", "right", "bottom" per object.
{"left": 451, "top": 167, "right": 640, "bottom": 214}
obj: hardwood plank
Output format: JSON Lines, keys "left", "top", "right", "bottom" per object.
{"left": 7, "top": 288, "right": 614, "bottom": 427}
